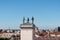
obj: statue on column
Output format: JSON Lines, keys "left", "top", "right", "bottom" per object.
{"left": 32, "top": 17, "right": 34, "bottom": 24}
{"left": 23, "top": 17, "right": 25, "bottom": 24}
{"left": 27, "top": 18, "right": 29, "bottom": 23}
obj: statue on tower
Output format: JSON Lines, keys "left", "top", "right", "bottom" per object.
{"left": 23, "top": 17, "right": 25, "bottom": 24}
{"left": 32, "top": 17, "right": 34, "bottom": 24}
{"left": 27, "top": 18, "right": 29, "bottom": 23}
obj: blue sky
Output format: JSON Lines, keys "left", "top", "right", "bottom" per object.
{"left": 0, "top": 0, "right": 60, "bottom": 30}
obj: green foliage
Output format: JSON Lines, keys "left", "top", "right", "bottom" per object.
{"left": 0, "top": 38, "right": 10, "bottom": 40}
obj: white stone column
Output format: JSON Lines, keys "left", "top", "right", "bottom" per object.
{"left": 20, "top": 23, "right": 35, "bottom": 40}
